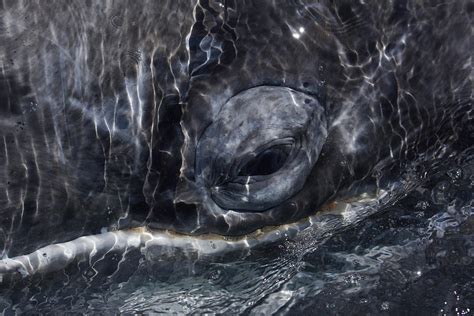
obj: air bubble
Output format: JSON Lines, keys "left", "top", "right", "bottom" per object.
{"left": 381, "top": 302, "right": 389, "bottom": 311}
{"left": 447, "top": 168, "right": 463, "bottom": 181}
{"left": 110, "top": 14, "right": 124, "bottom": 28}
{"left": 416, "top": 201, "right": 429, "bottom": 210}
{"left": 209, "top": 269, "right": 221, "bottom": 281}
{"left": 431, "top": 181, "right": 453, "bottom": 204}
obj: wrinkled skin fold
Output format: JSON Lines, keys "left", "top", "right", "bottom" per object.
{"left": 0, "top": 0, "right": 471, "bottom": 258}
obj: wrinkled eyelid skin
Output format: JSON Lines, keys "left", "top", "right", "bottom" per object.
{"left": 195, "top": 86, "right": 328, "bottom": 212}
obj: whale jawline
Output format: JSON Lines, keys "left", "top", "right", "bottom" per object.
{"left": 0, "top": 190, "right": 387, "bottom": 280}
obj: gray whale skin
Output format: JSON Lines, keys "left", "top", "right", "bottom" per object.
{"left": 0, "top": 0, "right": 471, "bottom": 260}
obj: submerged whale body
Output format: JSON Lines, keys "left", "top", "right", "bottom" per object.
{"left": 0, "top": 0, "right": 471, "bottom": 259}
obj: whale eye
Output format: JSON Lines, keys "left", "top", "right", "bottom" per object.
{"left": 194, "top": 86, "right": 327, "bottom": 212}
{"left": 238, "top": 144, "right": 292, "bottom": 176}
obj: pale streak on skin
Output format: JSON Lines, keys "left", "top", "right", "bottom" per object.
{"left": 125, "top": 78, "right": 136, "bottom": 131}
{"left": 30, "top": 139, "right": 41, "bottom": 219}
{"left": 3, "top": 136, "right": 11, "bottom": 204}
{"left": 288, "top": 90, "right": 300, "bottom": 108}
{"left": 103, "top": 114, "right": 113, "bottom": 161}
{"left": 0, "top": 192, "right": 385, "bottom": 279}
{"left": 245, "top": 176, "right": 251, "bottom": 196}
{"left": 136, "top": 62, "right": 145, "bottom": 133}
{"left": 185, "top": 1, "right": 200, "bottom": 71}
{"left": 112, "top": 95, "right": 118, "bottom": 135}
{"left": 144, "top": 47, "right": 159, "bottom": 197}
{"left": 19, "top": 162, "right": 28, "bottom": 226}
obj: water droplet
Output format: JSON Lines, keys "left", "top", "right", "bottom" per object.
{"left": 416, "top": 201, "right": 429, "bottom": 210}
{"left": 326, "top": 303, "right": 336, "bottom": 309}
{"left": 415, "top": 211, "right": 425, "bottom": 218}
{"left": 209, "top": 269, "right": 221, "bottom": 281}
{"left": 432, "top": 181, "right": 452, "bottom": 204}
{"left": 447, "top": 168, "right": 463, "bottom": 181}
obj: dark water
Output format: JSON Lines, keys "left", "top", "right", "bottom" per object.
{"left": 0, "top": 0, "right": 473, "bottom": 314}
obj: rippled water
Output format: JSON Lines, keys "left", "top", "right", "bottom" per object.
{"left": 0, "top": 0, "right": 473, "bottom": 314}
{"left": 0, "top": 149, "right": 472, "bottom": 314}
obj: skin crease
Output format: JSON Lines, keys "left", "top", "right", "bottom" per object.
{"left": 0, "top": 0, "right": 471, "bottom": 256}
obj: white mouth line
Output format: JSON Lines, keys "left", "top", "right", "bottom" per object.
{"left": 0, "top": 192, "right": 385, "bottom": 280}
{"left": 0, "top": 223, "right": 304, "bottom": 279}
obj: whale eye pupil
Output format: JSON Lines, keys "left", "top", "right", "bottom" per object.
{"left": 238, "top": 145, "right": 291, "bottom": 176}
